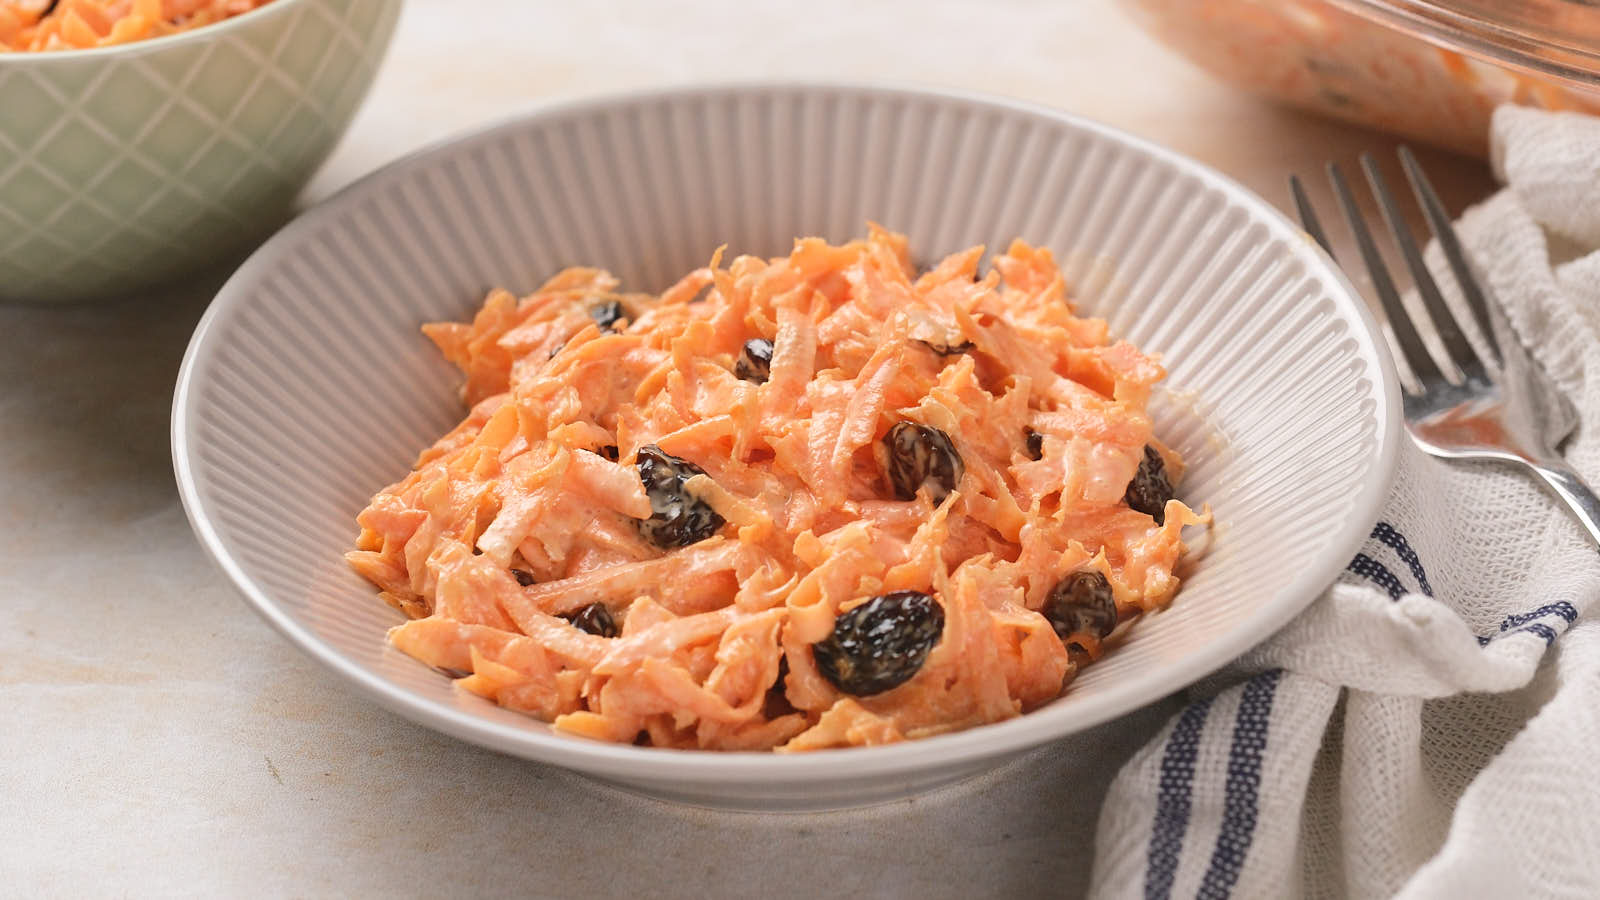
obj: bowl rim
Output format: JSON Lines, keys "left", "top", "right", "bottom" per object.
{"left": 172, "top": 79, "right": 1401, "bottom": 783}
{"left": 0, "top": 0, "right": 334, "bottom": 63}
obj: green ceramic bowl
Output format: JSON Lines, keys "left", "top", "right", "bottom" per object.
{"left": 0, "top": 0, "right": 402, "bottom": 304}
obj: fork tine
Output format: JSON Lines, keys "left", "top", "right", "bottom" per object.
{"left": 1399, "top": 146, "right": 1502, "bottom": 362}
{"left": 1290, "top": 175, "right": 1336, "bottom": 259}
{"left": 1326, "top": 161, "right": 1444, "bottom": 386}
{"left": 1361, "top": 153, "right": 1479, "bottom": 380}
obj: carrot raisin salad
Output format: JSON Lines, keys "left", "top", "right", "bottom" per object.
{"left": 0, "top": 0, "right": 272, "bottom": 52}
{"left": 347, "top": 227, "right": 1206, "bottom": 751}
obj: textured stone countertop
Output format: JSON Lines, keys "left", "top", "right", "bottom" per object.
{"left": 4, "top": 1, "right": 1493, "bottom": 895}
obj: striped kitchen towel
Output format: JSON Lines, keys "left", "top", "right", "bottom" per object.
{"left": 1090, "top": 105, "right": 1600, "bottom": 899}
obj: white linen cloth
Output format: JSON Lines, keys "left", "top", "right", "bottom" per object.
{"left": 1090, "top": 105, "right": 1600, "bottom": 899}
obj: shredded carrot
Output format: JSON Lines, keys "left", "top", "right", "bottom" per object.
{"left": 348, "top": 228, "right": 1207, "bottom": 751}
{"left": 0, "top": 0, "right": 271, "bottom": 51}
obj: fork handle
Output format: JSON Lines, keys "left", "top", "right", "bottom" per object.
{"left": 1531, "top": 459, "right": 1600, "bottom": 550}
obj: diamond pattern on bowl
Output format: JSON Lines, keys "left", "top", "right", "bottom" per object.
{"left": 0, "top": 74, "right": 59, "bottom": 141}
{"left": 0, "top": 0, "right": 402, "bottom": 304}
{"left": 0, "top": 163, "right": 73, "bottom": 226}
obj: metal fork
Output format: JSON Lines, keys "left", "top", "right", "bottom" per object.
{"left": 1291, "top": 148, "right": 1600, "bottom": 548}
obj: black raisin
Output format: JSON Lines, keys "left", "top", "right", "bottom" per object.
{"left": 763, "top": 657, "right": 796, "bottom": 719}
{"left": 812, "top": 590, "right": 945, "bottom": 696}
{"left": 917, "top": 338, "right": 975, "bottom": 357}
{"left": 1024, "top": 427, "right": 1044, "bottom": 461}
{"left": 883, "top": 421, "right": 965, "bottom": 505}
{"left": 634, "top": 444, "right": 726, "bottom": 548}
{"left": 1042, "top": 571, "right": 1117, "bottom": 645}
{"left": 1125, "top": 444, "right": 1174, "bottom": 525}
{"left": 562, "top": 602, "right": 619, "bottom": 638}
{"left": 735, "top": 338, "right": 774, "bottom": 383}
{"left": 511, "top": 568, "right": 536, "bottom": 587}
{"left": 587, "top": 297, "right": 627, "bottom": 331}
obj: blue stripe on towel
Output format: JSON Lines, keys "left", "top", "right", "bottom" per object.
{"left": 1196, "top": 669, "right": 1283, "bottom": 900}
{"left": 1370, "top": 522, "right": 1434, "bottom": 596}
{"left": 1476, "top": 602, "right": 1577, "bottom": 646}
{"left": 1510, "top": 622, "right": 1559, "bottom": 645}
{"left": 1346, "top": 553, "right": 1405, "bottom": 599}
{"left": 1144, "top": 697, "right": 1215, "bottom": 900}
{"left": 1498, "top": 602, "right": 1578, "bottom": 631}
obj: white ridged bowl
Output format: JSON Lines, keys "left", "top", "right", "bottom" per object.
{"left": 172, "top": 83, "right": 1399, "bottom": 811}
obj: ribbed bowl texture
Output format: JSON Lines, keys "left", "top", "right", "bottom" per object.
{"left": 0, "top": 0, "right": 402, "bottom": 304}
{"left": 173, "top": 84, "right": 1399, "bottom": 811}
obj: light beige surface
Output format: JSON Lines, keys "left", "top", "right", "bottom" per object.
{"left": 3, "top": 0, "right": 1493, "bottom": 896}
